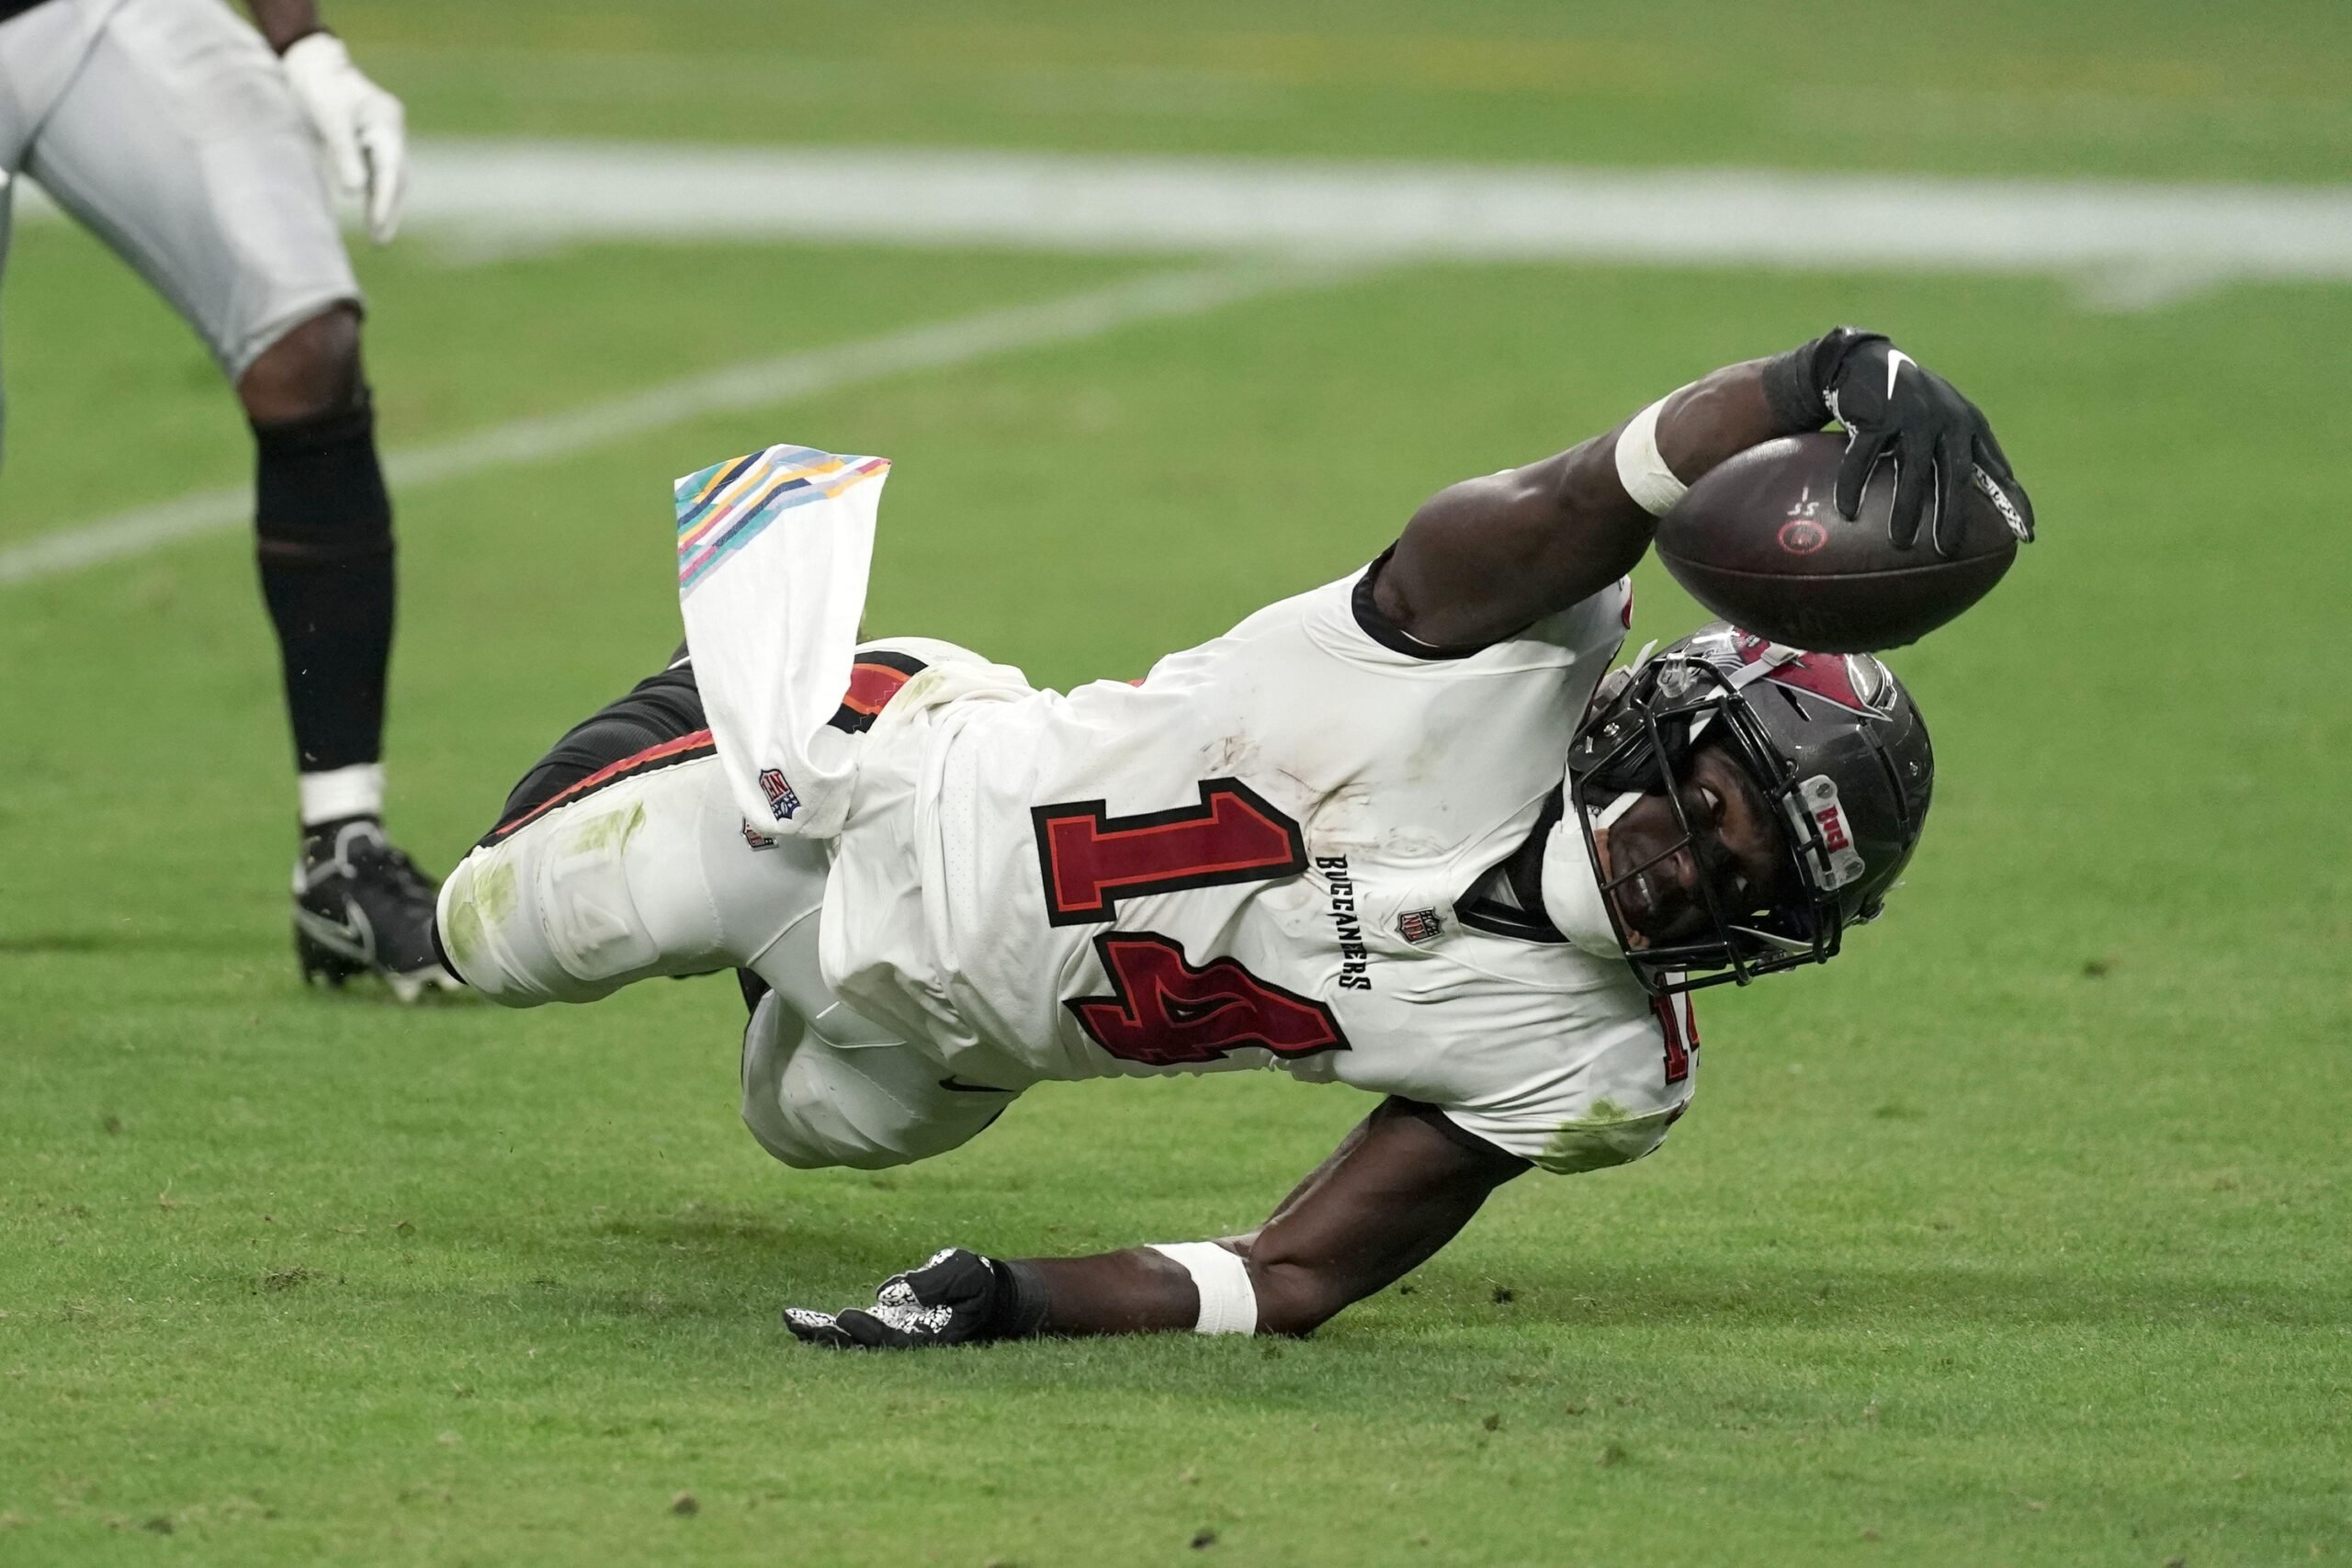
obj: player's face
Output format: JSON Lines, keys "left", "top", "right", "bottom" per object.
{"left": 1592, "top": 742, "right": 1789, "bottom": 947}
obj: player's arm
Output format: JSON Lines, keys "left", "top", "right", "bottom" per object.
{"left": 243, "top": 0, "right": 322, "bottom": 51}
{"left": 783, "top": 1098, "right": 1527, "bottom": 1347}
{"left": 245, "top": 0, "right": 408, "bottom": 244}
{"left": 1372, "top": 330, "right": 2030, "bottom": 649}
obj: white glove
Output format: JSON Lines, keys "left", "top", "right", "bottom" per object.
{"left": 279, "top": 31, "right": 407, "bottom": 245}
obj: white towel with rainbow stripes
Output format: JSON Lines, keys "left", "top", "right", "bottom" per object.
{"left": 673, "top": 443, "right": 891, "bottom": 841}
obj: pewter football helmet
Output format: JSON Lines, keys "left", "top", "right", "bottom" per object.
{"left": 1566, "top": 624, "right": 1934, "bottom": 994}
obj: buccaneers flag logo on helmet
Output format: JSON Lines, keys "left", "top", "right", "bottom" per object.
{"left": 1724, "top": 632, "right": 1897, "bottom": 720}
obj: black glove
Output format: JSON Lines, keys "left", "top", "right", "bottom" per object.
{"left": 784, "top": 1247, "right": 1048, "bottom": 1349}
{"left": 1763, "top": 326, "right": 2034, "bottom": 556}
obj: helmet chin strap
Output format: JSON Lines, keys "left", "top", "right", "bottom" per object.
{"left": 1540, "top": 791, "right": 1644, "bottom": 959}
{"left": 1593, "top": 789, "right": 1644, "bottom": 832}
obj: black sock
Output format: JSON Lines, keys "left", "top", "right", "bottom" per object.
{"left": 254, "top": 391, "right": 396, "bottom": 774}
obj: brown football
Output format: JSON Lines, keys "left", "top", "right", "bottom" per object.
{"left": 1653, "top": 431, "right": 2018, "bottom": 652}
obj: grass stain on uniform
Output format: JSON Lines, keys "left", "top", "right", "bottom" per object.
{"left": 439, "top": 856, "right": 516, "bottom": 972}
{"left": 561, "top": 799, "right": 649, "bottom": 855}
{"left": 1535, "top": 1098, "right": 1677, "bottom": 1175}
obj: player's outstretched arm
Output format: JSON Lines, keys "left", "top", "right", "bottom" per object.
{"left": 782, "top": 1099, "right": 1527, "bottom": 1348}
{"left": 1373, "top": 330, "right": 2030, "bottom": 649}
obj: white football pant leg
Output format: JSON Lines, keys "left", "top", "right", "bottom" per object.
{"left": 436, "top": 752, "right": 822, "bottom": 1006}
{"left": 738, "top": 991, "right": 1017, "bottom": 1171}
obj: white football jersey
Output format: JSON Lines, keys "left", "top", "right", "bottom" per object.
{"left": 823, "top": 560, "right": 1700, "bottom": 1173}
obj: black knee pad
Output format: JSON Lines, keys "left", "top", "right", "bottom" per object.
{"left": 253, "top": 389, "right": 393, "bottom": 560}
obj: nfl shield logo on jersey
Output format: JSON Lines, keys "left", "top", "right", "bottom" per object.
{"left": 757, "top": 767, "right": 802, "bottom": 822}
{"left": 1398, "top": 908, "right": 1444, "bottom": 945}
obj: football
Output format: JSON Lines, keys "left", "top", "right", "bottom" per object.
{"left": 1654, "top": 431, "right": 2021, "bottom": 652}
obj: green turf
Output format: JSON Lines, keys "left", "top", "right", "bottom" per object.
{"left": 5, "top": 237, "right": 2347, "bottom": 1562}
{"left": 335, "top": 0, "right": 2352, "bottom": 183}
{"left": 4, "top": 4, "right": 2350, "bottom": 1562}
{"left": 0, "top": 226, "right": 1140, "bottom": 547}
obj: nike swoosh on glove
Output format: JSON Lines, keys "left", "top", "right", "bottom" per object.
{"left": 1771, "top": 327, "right": 2035, "bottom": 558}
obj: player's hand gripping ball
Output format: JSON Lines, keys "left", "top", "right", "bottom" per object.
{"left": 1657, "top": 333, "right": 2035, "bottom": 653}
{"left": 786, "top": 1247, "right": 1038, "bottom": 1349}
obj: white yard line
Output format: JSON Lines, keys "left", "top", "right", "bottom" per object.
{"left": 0, "top": 260, "right": 1343, "bottom": 587}
{"left": 382, "top": 141, "right": 2352, "bottom": 287}
{"left": 17, "top": 140, "right": 2352, "bottom": 282}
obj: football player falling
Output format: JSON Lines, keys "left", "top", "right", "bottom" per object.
{"left": 0, "top": 0, "right": 454, "bottom": 998}
{"left": 434, "top": 329, "right": 2030, "bottom": 1345}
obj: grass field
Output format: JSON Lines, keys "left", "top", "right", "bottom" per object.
{"left": 4, "top": 3, "right": 2349, "bottom": 1564}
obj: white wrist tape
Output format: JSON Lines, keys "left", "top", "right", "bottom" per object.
{"left": 1148, "top": 1242, "right": 1259, "bottom": 1336}
{"left": 1613, "top": 394, "right": 1690, "bottom": 516}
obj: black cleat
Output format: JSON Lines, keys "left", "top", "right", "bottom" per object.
{"left": 291, "top": 818, "right": 462, "bottom": 1002}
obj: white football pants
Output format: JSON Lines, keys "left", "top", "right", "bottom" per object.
{"left": 435, "top": 745, "right": 1011, "bottom": 1171}
{"left": 0, "top": 0, "right": 358, "bottom": 461}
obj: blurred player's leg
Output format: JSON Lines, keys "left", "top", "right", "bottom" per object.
{"left": 1, "top": 0, "right": 154, "bottom": 461}
{"left": 1, "top": 0, "right": 99, "bottom": 468}
{"left": 17, "top": 0, "right": 447, "bottom": 996}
